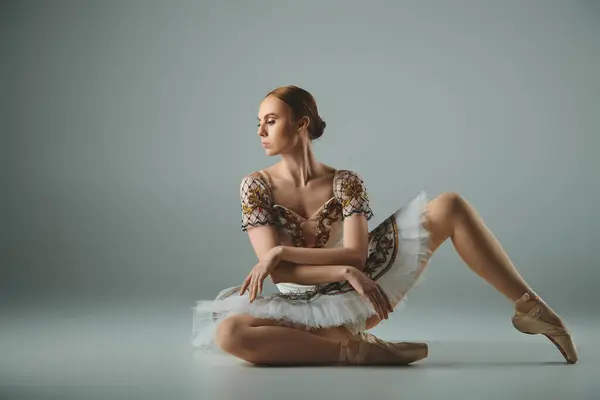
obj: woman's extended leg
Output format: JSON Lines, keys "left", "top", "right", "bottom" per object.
{"left": 367, "top": 191, "right": 531, "bottom": 330}
{"left": 424, "top": 191, "right": 531, "bottom": 301}
{"left": 366, "top": 191, "right": 577, "bottom": 362}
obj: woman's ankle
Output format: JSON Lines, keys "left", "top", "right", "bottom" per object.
{"left": 513, "top": 291, "right": 566, "bottom": 327}
{"left": 514, "top": 290, "right": 537, "bottom": 304}
{"left": 514, "top": 290, "right": 540, "bottom": 313}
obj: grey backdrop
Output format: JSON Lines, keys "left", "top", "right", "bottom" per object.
{"left": 2, "top": 0, "right": 599, "bottom": 397}
{"left": 3, "top": 0, "right": 598, "bottom": 314}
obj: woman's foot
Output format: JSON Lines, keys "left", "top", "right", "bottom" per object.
{"left": 338, "top": 333, "right": 428, "bottom": 365}
{"left": 512, "top": 291, "right": 578, "bottom": 364}
{"left": 359, "top": 332, "right": 429, "bottom": 361}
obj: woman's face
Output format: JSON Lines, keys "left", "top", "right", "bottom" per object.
{"left": 257, "top": 95, "right": 305, "bottom": 156}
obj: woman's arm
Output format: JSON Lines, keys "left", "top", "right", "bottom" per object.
{"left": 276, "top": 215, "right": 370, "bottom": 269}
{"left": 243, "top": 211, "right": 370, "bottom": 285}
{"left": 270, "top": 260, "right": 353, "bottom": 285}
{"left": 276, "top": 246, "right": 364, "bottom": 270}
{"left": 271, "top": 261, "right": 393, "bottom": 321}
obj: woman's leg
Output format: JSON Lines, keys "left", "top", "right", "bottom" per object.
{"left": 424, "top": 191, "right": 531, "bottom": 301}
{"left": 215, "top": 314, "right": 390, "bottom": 365}
{"left": 366, "top": 191, "right": 564, "bottom": 331}
{"left": 422, "top": 192, "right": 565, "bottom": 326}
{"left": 421, "top": 192, "right": 577, "bottom": 362}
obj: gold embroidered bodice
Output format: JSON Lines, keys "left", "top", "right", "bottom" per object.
{"left": 237, "top": 168, "right": 405, "bottom": 297}
{"left": 240, "top": 169, "right": 374, "bottom": 249}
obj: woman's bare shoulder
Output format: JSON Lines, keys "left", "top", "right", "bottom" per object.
{"left": 321, "top": 163, "right": 338, "bottom": 174}
{"left": 240, "top": 163, "right": 278, "bottom": 178}
{"left": 261, "top": 163, "right": 281, "bottom": 176}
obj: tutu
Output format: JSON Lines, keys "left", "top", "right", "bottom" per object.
{"left": 190, "top": 169, "right": 432, "bottom": 351}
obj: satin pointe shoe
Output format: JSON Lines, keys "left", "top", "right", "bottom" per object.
{"left": 511, "top": 291, "right": 578, "bottom": 364}
{"left": 338, "top": 333, "right": 428, "bottom": 366}
{"left": 358, "top": 332, "right": 429, "bottom": 362}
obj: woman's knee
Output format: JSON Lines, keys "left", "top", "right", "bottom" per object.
{"left": 425, "top": 192, "right": 467, "bottom": 231}
{"left": 365, "top": 314, "right": 382, "bottom": 330}
{"left": 433, "top": 191, "right": 466, "bottom": 217}
{"left": 215, "top": 314, "right": 254, "bottom": 354}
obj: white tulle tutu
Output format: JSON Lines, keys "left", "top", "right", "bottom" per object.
{"left": 190, "top": 191, "right": 431, "bottom": 350}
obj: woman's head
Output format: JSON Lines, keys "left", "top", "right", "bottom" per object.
{"left": 257, "top": 85, "right": 326, "bottom": 156}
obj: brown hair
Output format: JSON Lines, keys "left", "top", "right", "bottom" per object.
{"left": 265, "top": 85, "right": 326, "bottom": 140}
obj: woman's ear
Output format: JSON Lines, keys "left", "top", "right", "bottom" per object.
{"left": 298, "top": 116, "right": 310, "bottom": 132}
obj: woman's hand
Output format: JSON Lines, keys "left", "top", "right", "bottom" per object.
{"left": 344, "top": 267, "right": 394, "bottom": 320}
{"left": 240, "top": 246, "right": 283, "bottom": 302}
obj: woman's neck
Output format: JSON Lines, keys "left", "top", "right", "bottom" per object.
{"left": 278, "top": 143, "right": 320, "bottom": 187}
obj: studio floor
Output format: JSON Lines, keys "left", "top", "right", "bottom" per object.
{"left": 1, "top": 303, "right": 598, "bottom": 400}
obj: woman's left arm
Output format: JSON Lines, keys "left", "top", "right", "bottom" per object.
{"left": 276, "top": 214, "right": 370, "bottom": 270}
{"left": 277, "top": 246, "right": 362, "bottom": 269}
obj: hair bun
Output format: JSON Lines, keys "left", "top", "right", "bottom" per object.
{"left": 311, "top": 116, "right": 326, "bottom": 140}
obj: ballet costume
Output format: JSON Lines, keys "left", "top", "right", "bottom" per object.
{"left": 191, "top": 169, "right": 432, "bottom": 351}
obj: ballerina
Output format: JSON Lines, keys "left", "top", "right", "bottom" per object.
{"left": 190, "top": 85, "right": 578, "bottom": 366}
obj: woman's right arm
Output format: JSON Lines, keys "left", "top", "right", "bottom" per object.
{"left": 269, "top": 261, "right": 352, "bottom": 285}
{"left": 246, "top": 225, "right": 392, "bottom": 319}
{"left": 245, "top": 225, "right": 352, "bottom": 285}
{"left": 271, "top": 260, "right": 393, "bottom": 319}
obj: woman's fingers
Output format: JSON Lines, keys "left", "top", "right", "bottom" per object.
{"left": 373, "top": 289, "right": 389, "bottom": 319}
{"left": 378, "top": 286, "right": 393, "bottom": 312}
{"left": 371, "top": 283, "right": 392, "bottom": 315}
{"left": 360, "top": 285, "right": 384, "bottom": 320}
{"left": 241, "top": 268, "right": 268, "bottom": 302}
{"left": 250, "top": 274, "right": 266, "bottom": 302}
{"left": 381, "top": 291, "right": 391, "bottom": 318}
{"left": 248, "top": 274, "right": 254, "bottom": 300}
{"left": 240, "top": 274, "right": 252, "bottom": 296}
{"left": 250, "top": 275, "right": 257, "bottom": 302}
{"left": 368, "top": 290, "right": 385, "bottom": 320}
{"left": 374, "top": 291, "right": 387, "bottom": 319}
{"left": 257, "top": 274, "right": 265, "bottom": 297}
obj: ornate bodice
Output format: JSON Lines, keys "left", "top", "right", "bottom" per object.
{"left": 237, "top": 168, "right": 406, "bottom": 297}
{"left": 240, "top": 169, "right": 374, "bottom": 249}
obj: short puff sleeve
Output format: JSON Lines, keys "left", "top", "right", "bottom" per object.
{"left": 334, "top": 170, "right": 374, "bottom": 220}
{"left": 240, "top": 173, "right": 276, "bottom": 231}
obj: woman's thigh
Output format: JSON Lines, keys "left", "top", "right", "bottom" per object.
{"left": 218, "top": 314, "right": 354, "bottom": 343}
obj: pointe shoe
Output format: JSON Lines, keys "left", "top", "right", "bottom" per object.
{"left": 338, "top": 333, "right": 428, "bottom": 366}
{"left": 358, "top": 332, "right": 429, "bottom": 363}
{"left": 511, "top": 291, "right": 578, "bottom": 364}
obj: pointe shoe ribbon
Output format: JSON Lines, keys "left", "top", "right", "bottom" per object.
{"left": 338, "top": 336, "right": 369, "bottom": 365}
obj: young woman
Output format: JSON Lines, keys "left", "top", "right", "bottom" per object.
{"left": 191, "top": 85, "right": 578, "bottom": 366}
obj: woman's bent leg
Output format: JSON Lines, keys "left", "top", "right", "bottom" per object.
{"left": 366, "top": 190, "right": 533, "bottom": 330}
{"left": 215, "top": 314, "right": 357, "bottom": 365}
{"left": 426, "top": 192, "right": 532, "bottom": 301}
{"left": 366, "top": 191, "right": 576, "bottom": 361}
